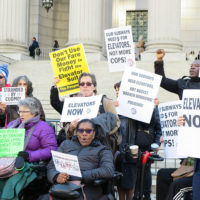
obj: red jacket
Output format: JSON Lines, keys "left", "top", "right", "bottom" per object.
{"left": 0, "top": 83, "right": 11, "bottom": 92}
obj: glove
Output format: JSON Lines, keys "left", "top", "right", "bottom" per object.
{"left": 18, "top": 151, "right": 29, "bottom": 162}
{"left": 15, "top": 156, "right": 25, "bottom": 170}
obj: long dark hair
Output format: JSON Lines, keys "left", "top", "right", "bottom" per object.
{"left": 12, "top": 75, "right": 33, "bottom": 97}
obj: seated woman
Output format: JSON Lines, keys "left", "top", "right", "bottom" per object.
{"left": 7, "top": 97, "right": 57, "bottom": 162}
{"left": 47, "top": 119, "right": 114, "bottom": 200}
{"left": 0, "top": 97, "right": 57, "bottom": 199}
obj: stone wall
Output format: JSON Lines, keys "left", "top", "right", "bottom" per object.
{"left": 29, "top": 0, "right": 69, "bottom": 49}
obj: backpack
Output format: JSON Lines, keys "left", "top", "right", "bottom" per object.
{"left": 36, "top": 48, "right": 41, "bottom": 56}
{"left": 98, "top": 95, "right": 119, "bottom": 154}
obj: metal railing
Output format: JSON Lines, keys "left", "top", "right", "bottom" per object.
{"left": 34, "top": 48, "right": 60, "bottom": 60}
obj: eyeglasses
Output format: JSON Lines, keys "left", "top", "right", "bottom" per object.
{"left": 77, "top": 128, "right": 94, "bottom": 134}
{"left": 0, "top": 76, "right": 4, "bottom": 79}
{"left": 18, "top": 111, "right": 31, "bottom": 114}
{"left": 79, "top": 82, "right": 93, "bottom": 87}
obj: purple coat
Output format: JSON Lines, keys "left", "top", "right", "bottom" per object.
{"left": 8, "top": 120, "right": 58, "bottom": 162}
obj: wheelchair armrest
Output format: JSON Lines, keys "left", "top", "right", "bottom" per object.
{"left": 30, "top": 161, "right": 47, "bottom": 173}
{"left": 114, "top": 171, "right": 123, "bottom": 180}
{"left": 93, "top": 179, "right": 107, "bottom": 186}
{"left": 49, "top": 183, "right": 81, "bottom": 200}
{"left": 93, "top": 171, "right": 123, "bottom": 186}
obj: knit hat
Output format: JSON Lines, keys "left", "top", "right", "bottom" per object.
{"left": 192, "top": 60, "right": 200, "bottom": 66}
{"left": 0, "top": 64, "right": 9, "bottom": 83}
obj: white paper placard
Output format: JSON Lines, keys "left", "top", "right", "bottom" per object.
{"left": 61, "top": 95, "right": 102, "bottom": 122}
{"left": 104, "top": 26, "right": 135, "bottom": 72}
{"left": 177, "top": 89, "right": 200, "bottom": 158}
{"left": 158, "top": 101, "right": 185, "bottom": 158}
{"left": 51, "top": 150, "right": 82, "bottom": 177}
{"left": 117, "top": 67, "right": 162, "bottom": 123}
{"left": 2, "top": 87, "right": 25, "bottom": 105}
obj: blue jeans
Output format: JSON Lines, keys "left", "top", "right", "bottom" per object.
{"left": 193, "top": 159, "right": 200, "bottom": 200}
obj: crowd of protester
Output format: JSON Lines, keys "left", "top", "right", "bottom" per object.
{"left": 0, "top": 47, "right": 199, "bottom": 200}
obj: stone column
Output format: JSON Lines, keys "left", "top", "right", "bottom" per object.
{"left": 67, "top": 0, "right": 103, "bottom": 53}
{"left": 145, "top": 0, "right": 182, "bottom": 53}
{"left": 0, "top": 0, "right": 29, "bottom": 53}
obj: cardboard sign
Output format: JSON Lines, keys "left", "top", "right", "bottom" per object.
{"left": 51, "top": 151, "right": 82, "bottom": 177}
{"left": 61, "top": 95, "right": 102, "bottom": 122}
{"left": 50, "top": 44, "right": 90, "bottom": 96}
{"left": 158, "top": 101, "right": 184, "bottom": 158}
{"left": 117, "top": 67, "right": 162, "bottom": 123}
{"left": 104, "top": 26, "right": 135, "bottom": 72}
{"left": 2, "top": 87, "right": 25, "bottom": 105}
{"left": 177, "top": 90, "right": 200, "bottom": 158}
{"left": 0, "top": 128, "right": 25, "bottom": 157}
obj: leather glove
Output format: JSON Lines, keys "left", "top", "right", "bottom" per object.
{"left": 18, "top": 151, "right": 29, "bottom": 162}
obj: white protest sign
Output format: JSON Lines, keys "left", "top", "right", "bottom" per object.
{"left": 0, "top": 92, "right": 2, "bottom": 102}
{"left": 61, "top": 95, "right": 102, "bottom": 122}
{"left": 104, "top": 26, "right": 135, "bottom": 72}
{"left": 158, "top": 101, "right": 184, "bottom": 158}
{"left": 51, "top": 151, "right": 82, "bottom": 177}
{"left": 177, "top": 90, "right": 200, "bottom": 158}
{"left": 117, "top": 67, "right": 162, "bottom": 123}
{"left": 2, "top": 87, "right": 25, "bottom": 105}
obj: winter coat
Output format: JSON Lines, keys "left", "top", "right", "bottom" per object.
{"left": 47, "top": 136, "right": 114, "bottom": 200}
{"left": 7, "top": 120, "right": 57, "bottom": 162}
{"left": 154, "top": 60, "right": 200, "bottom": 99}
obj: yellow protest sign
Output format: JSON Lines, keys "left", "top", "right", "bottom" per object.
{"left": 50, "top": 44, "right": 90, "bottom": 96}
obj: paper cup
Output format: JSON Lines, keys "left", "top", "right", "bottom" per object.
{"left": 130, "top": 145, "right": 139, "bottom": 158}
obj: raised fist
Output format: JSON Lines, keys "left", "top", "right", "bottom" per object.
{"left": 156, "top": 49, "right": 165, "bottom": 61}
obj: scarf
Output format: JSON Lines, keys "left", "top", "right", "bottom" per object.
{"left": 8, "top": 115, "right": 40, "bottom": 129}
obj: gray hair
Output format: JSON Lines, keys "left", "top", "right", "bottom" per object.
{"left": 18, "top": 97, "right": 40, "bottom": 115}
{"left": 12, "top": 75, "right": 33, "bottom": 97}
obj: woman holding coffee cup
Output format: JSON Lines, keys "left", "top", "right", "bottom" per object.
{"left": 114, "top": 82, "right": 162, "bottom": 200}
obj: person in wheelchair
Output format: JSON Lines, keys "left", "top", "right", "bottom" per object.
{"left": 47, "top": 119, "right": 114, "bottom": 200}
{"left": 0, "top": 97, "right": 58, "bottom": 200}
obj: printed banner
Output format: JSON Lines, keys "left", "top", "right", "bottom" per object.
{"left": 0, "top": 128, "right": 25, "bottom": 157}
{"left": 61, "top": 95, "right": 102, "bottom": 122}
{"left": 50, "top": 44, "right": 90, "bottom": 96}
{"left": 158, "top": 101, "right": 184, "bottom": 158}
{"left": 177, "top": 90, "right": 200, "bottom": 158}
{"left": 2, "top": 87, "right": 25, "bottom": 105}
{"left": 104, "top": 26, "right": 135, "bottom": 72}
{"left": 51, "top": 151, "right": 82, "bottom": 177}
{"left": 117, "top": 67, "right": 162, "bottom": 123}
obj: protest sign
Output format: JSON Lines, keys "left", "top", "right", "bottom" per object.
{"left": 51, "top": 151, "right": 82, "bottom": 177}
{"left": 0, "top": 128, "right": 25, "bottom": 157}
{"left": 158, "top": 101, "right": 184, "bottom": 158}
{"left": 61, "top": 95, "right": 102, "bottom": 122}
{"left": 1, "top": 87, "right": 25, "bottom": 105}
{"left": 177, "top": 90, "right": 200, "bottom": 158}
{"left": 117, "top": 67, "right": 161, "bottom": 123}
{"left": 50, "top": 44, "right": 90, "bottom": 96}
{"left": 104, "top": 26, "right": 135, "bottom": 72}
{"left": 0, "top": 92, "right": 2, "bottom": 102}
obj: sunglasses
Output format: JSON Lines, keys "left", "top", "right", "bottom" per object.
{"left": 77, "top": 128, "right": 94, "bottom": 134}
{"left": 79, "top": 82, "right": 93, "bottom": 87}
{"left": 0, "top": 76, "right": 4, "bottom": 79}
